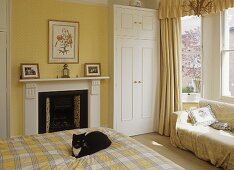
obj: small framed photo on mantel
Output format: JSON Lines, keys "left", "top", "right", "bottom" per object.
{"left": 20, "top": 63, "right": 40, "bottom": 79}
{"left": 84, "top": 63, "right": 101, "bottom": 77}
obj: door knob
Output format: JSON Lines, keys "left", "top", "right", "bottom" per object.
{"left": 134, "top": 81, "right": 137, "bottom": 83}
{"left": 138, "top": 81, "right": 142, "bottom": 83}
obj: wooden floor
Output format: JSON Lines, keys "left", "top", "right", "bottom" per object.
{"left": 132, "top": 133, "right": 221, "bottom": 170}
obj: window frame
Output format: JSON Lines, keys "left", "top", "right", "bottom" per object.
{"left": 221, "top": 9, "right": 234, "bottom": 101}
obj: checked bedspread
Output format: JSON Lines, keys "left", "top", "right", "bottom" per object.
{"left": 0, "top": 128, "right": 183, "bottom": 170}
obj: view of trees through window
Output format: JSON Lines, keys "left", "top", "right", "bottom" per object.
{"left": 181, "top": 16, "right": 202, "bottom": 94}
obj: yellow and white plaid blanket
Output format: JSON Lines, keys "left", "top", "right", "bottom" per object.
{"left": 0, "top": 128, "right": 183, "bottom": 170}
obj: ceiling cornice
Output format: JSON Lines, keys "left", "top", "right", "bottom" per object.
{"left": 58, "top": 0, "right": 108, "bottom": 6}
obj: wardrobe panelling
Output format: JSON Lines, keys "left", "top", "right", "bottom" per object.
{"left": 114, "top": 5, "right": 156, "bottom": 39}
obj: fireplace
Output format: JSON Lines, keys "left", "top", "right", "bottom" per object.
{"left": 38, "top": 90, "right": 88, "bottom": 134}
{"left": 20, "top": 78, "right": 109, "bottom": 135}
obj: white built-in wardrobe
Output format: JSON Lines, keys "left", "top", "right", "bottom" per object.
{"left": 0, "top": 0, "right": 8, "bottom": 139}
{"left": 110, "top": 5, "right": 159, "bottom": 136}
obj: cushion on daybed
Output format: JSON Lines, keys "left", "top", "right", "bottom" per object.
{"left": 199, "top": 99, "right": 234, "bottom": 128}
{"left": 210, "top": 121, "right": 232, "bottom": 131}
{"left": 187, "top": 105, "right": 217, "bottom": 126}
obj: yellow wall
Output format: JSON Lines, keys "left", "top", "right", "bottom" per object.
{"left": 11, "top": 0, "right": 109, "bottom": 136}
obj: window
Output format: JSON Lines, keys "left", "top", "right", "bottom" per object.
{"left": 181, "top": 16, "right": 202, "bottom": 97}
{"left": 222, "top": 8, "right": 234, "bottom": 98}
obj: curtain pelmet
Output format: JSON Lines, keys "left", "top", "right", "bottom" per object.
{"left": 159, "top": 0, "right": 234, "bottom": 19}
{"left": 159, "top": 0, "right": 184, "bottom": 19}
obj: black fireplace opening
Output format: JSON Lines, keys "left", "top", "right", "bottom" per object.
{"left": 38, "top": 90, "right": 88, "bottom": 134}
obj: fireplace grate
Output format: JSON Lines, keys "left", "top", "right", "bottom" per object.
{"left": 38, "top": 90, "right": 88, "bottom": 134}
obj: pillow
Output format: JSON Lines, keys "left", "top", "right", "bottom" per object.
{"left": 187, "top": 105, "right": 217, "bottom": 126}
{"left": 210, "top": 121, "right": 232, "bottom": 131}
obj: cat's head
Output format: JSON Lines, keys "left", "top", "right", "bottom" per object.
{"left": 72, "top": 133, "right": 86, "bottom": 149}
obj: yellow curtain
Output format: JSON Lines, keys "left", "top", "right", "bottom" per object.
{"left": 158, "top": 0, "right": 234, "bottom": 136}
{"left": 158, "top": 18, "right": 182, "bottom": 136}
{"left": 159, "top": 0, "right": 234, "bottom": 19}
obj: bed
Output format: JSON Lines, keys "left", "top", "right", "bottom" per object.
{"left": 0, "top": 128, "right": 183, "bottom": 169}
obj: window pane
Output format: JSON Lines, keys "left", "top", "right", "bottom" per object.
{"left": 181, "top": 16, "right": 202, "bottom": 94}
{"left": 222, "top": 51, "right": 234, "bottom": 97}
{"left": 224, "top": 8, "right": 234, "bottom": 50}
{"left": 222, "top": 8, "right": 234, "bottom": 98}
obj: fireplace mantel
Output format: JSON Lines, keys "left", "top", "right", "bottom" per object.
{"left": 19, "top": 76, "right": 110, "bottom": 83}
{"left": 20, "top": 76, "right": 109, "bottom": 135}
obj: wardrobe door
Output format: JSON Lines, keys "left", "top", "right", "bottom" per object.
{"left": 0, "top": 32, "right": 7, "bottom": 138}
{"left": 140, "top": 40, "right": 155, "bottom": 119}
{"left": 115, "top": 38, "right": 134, "bottom": 133}
{"left": 114, "top": 5, "right": 156, "bottom": 39}
{"left": 115, "top": 6, "right": 138, "bottom": 37}
{"left": 137, "top": 10, "right": 156, "bottom": 39}
{"left": 115, "top": 38, "right": 155, "bottom": 136}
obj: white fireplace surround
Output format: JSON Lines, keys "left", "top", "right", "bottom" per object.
{"left": 20, "top": 77, "right": 109, "bottom": 135}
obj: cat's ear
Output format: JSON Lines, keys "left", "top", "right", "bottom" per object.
{"left": 73, "top": 134, "right": 76, "bottom": 139}
{"left": 81, "top": 133, "right": 86, "bottom": 138}
{"left": 73, "top": 134, "right": 79, "bottom": 144}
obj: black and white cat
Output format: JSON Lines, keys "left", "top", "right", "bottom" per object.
{"left": 72, "top": 131, "right": 112, "bottom": 158}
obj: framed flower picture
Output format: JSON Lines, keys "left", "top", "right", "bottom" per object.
{"left": 20, "top": 63, "right": 40, "bottom": 79}
{"left": 49, "top": 20, "right": 79, "bottom": 63}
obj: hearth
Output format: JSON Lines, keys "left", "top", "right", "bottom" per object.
{"left": 38, "top": 90, "right": 88, "bottom": 134}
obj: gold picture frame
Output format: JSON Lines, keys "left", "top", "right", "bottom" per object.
{"left": 48, "top": 20, "right": 79, "bottom": 63}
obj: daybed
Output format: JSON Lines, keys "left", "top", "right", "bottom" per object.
{"left": 0, "top": 127, "right": 183, "bottom": 169}
{"left": 170, "top": 99, "right": 234, "bottom": 170}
